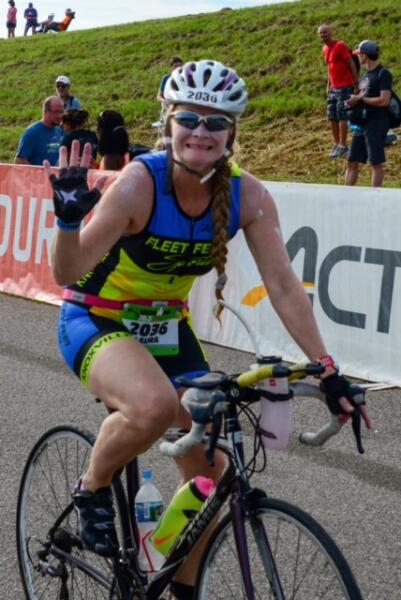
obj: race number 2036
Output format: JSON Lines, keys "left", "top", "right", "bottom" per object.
{"left": 122, "top": 304, "right": 180, "bottom": 356}
{"left": 187, "top": 91, "right": 218, "bottom": 103}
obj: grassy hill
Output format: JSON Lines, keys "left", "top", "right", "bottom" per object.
{"left": 1, "top": 0, "right": 401, "bottom": 186}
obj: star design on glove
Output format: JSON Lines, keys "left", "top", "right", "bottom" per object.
{"left": 56, "top": 189, "right": 79, "bottom": 204}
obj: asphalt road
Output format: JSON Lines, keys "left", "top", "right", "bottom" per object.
{"left": 1, "top": 293, "right": 400, "bottom": 599}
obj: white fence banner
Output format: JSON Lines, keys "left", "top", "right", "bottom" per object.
{"left": 189, "top": 181, "right": 401, "bottom": 386}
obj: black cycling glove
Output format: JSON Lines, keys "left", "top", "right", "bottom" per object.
{"left": 319, "top": 373, "right": 352, "bottom": 415}
{"left": 320, "top": 373, "right": 367, "bottom": 454}
{"left": 50, "top": 167, "right": 101, "bottom": 225}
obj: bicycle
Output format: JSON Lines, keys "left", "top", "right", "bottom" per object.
{"left": 17, "top": 302, "right": 365, "bottom": 599}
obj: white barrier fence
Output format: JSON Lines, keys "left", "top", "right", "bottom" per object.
{"left": 190, "top": 181, "right": 401, "bottom": 386}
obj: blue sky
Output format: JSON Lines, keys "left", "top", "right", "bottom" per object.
{"left": 3, "top": 1, "right": 296, "bottom": 38}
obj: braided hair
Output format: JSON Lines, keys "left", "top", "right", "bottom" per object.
{"left": 209, "top": 154, "right": 233, "bottom": 319}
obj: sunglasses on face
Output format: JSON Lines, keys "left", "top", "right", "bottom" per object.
{"left": 56, "top": 83, "right": 67, "bottom": 88}
{"left": 171, "top": 111, "right": 234, "bottom": 132}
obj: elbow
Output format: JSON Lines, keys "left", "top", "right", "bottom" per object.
{"left": 52, "top": 269, "right": 76, "bottom": 287}
{"left": 51, "top": 260, "right": 80, "bottom": 286}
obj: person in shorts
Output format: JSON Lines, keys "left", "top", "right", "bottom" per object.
{"left": 318, "top": 24, "right": 359, "bottom": 158}
{"left": 23, "top": 2, "right": 37, "bottom": 35}
{"left": 6, "top": 0, "right": 17, "bottom": 38}
{"left": 44, "top": 60, "right": 370, "bottom": 598}
{"left": 345, "top": 40, "right": 392, "bottom": 187}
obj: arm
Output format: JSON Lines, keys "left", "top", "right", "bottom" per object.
{"left": 240, "top": 174, "right": 327, "bottom": 362}
{"left": 360, "top": 89, "right": 391, "bottom": 107}
{"left": 48, "top": 144, "right": 154, "bottom": 285}
{"left": 240, "top": 173, "right": 372, "bottom": 427}
{"left": 347, "top": 89, "right": 391, "bottom": 108}
{"left": 347, "top": 57, "right": 359, "bottom": 87}
{"left": 15, "top": 130, "right": 34, "bottom": 164}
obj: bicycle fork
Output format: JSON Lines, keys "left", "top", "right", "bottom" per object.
{"left": 232, "top": 487, "right": 285, "bottom": 600}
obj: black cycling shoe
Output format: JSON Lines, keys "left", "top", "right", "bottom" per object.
{"left": 73, "top": 482, "right": 118, "bottom": 557}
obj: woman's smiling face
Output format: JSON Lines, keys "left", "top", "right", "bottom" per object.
{"left": 170, "top": 104, "right": 233, "bottom": 174}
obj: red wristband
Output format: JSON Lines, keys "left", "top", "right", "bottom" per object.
{"left": 318, "top": 354, "right": 337, "bottom": 370}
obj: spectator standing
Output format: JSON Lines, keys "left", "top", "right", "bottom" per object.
{"left": 318, "top": 24, "right": 359, "bottom": 158}
{"left": 15, "top": 96, "right": 64, "bottom": 166}
{"left": 23, "top": 2, "right": 37, "bottom": 35}
{"left": 61, "top": 109, "right": 99, "bottom": 168}
{"left": 97, "top": 110, "right": 130, "bottom": 171}
{"left": 345, "top": 40, "right": 392, "bottom": 188}
{"left": 55, "top": 75, "right": 81, "bottom": 110}
{"left": 6, "top": 0, "right": 17, "bottom": 38}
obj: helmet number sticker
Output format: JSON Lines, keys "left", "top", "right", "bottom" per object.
{"left": 187, "top": 91, "right": 218, "bottom": 103}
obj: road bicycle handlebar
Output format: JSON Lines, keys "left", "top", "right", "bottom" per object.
{"left": 160, "top": 363, "right": 326, "bottom": 460}
{"left": 237, "top": 362, "right": 325, "bottom": 388}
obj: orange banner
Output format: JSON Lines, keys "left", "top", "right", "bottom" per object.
{"left": 0, "top": 164, "right": 116, "bottom": 304}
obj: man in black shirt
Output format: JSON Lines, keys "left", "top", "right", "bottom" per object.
{"left": 345, "top": 40, "right": 392, "bottom": 187}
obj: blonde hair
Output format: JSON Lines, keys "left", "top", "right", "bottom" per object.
{"left": 209, "top": 156, "right": 233, "bottom": 319}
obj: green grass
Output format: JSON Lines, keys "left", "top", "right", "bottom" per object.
{"left": 1, "top": 0, "right": 401, "bottom": 186}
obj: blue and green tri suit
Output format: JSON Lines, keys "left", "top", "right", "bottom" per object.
{"left": 59, "top": 150, "right": 242, "bottom": 387}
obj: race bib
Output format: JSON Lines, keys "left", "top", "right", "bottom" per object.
{"left": 122, "top": 303, "right": 181, "bottom": 356}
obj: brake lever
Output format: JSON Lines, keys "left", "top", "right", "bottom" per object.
{"left": 351, "top": 407, "right": 364, "bottom": 454}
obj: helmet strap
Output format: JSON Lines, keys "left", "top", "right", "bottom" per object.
{"left": 172, "top": 147, "right": 232, "bottom": 185}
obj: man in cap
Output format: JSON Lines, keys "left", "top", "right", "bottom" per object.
{"left": 15, "top": 96, "right": 64, "bottom": 166}
{"left": 318, "top": 24, "right": 359, "bottom": 158}
{"left": 55, "top": 75, "right": 81, "bottom": 110}
{"left": 345, "top": 40, "right": 392, "bottom": 187}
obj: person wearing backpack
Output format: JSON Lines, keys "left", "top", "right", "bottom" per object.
{"left": 345, "top": 40, "right": 392, "bottom": 187}
{"left": 318, "top": 24, "right": 359, "bottom": 158}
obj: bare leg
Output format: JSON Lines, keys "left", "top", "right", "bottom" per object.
{"left": 371, "top": 164, "right": 384, "bottom": 187}
{"left": 345, "top": 161, "right": 359, "bottom": 186}
{"left": 330, "top": 120, "right": 340, "bottom": 145}
{"left": 82, "top": 338, "right": 179, "bottom": 492}
{"left": 339, "top": 121, "right": 348, "bottom": 147}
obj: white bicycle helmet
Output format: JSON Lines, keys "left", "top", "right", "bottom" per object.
{"left": 164, "top": 59, "right": 248, "bottom": 117}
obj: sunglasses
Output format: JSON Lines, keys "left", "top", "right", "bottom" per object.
{"left": 56, "top": 83, "right": 67, "bottom": 88}
{"left": 171, "top": 111, "right": 233, "bottom": 132}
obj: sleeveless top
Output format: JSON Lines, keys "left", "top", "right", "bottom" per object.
{"left": 67, "top": 150, "right": 242, "bottom": 320}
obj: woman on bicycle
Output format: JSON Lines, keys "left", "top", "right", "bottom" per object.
{"left": 45, "top": 59, "right": 370, "bottom": 600}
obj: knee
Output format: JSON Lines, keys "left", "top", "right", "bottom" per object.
{"left": 126, "top": 385, "right": 179, "bottom": 438}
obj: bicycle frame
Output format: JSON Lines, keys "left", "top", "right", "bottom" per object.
{"left": 114, "top": 392, "right": 270, "bottom": 600}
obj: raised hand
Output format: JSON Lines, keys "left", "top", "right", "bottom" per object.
{"left": 44, "top": 140, "right": 105, "bottom": 229}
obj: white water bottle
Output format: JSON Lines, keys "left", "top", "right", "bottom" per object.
{"left": 134, "top": 470, "right": 165, "bottom": 572}
{"left": 252, "top": 361, "right": 292, "bottom": 451}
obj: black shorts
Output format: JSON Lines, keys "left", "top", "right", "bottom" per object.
{"left": 327, "top": 86, "right": 354, "bottom": 122}
{"left": 348, "top": 118, "right": 389, "bottom": 165}
{"left": 58, "top": 302, "right": 210, "bottom": 388}
{"left": 7, "top": 21, "right": 16, "bottom": 28}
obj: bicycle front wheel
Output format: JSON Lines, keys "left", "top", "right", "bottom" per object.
{"left": 17, "top": 425, "right": 128, "bottom": 599}
{"left": 195, "top": 497, "right": 362, "bottom": 600}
